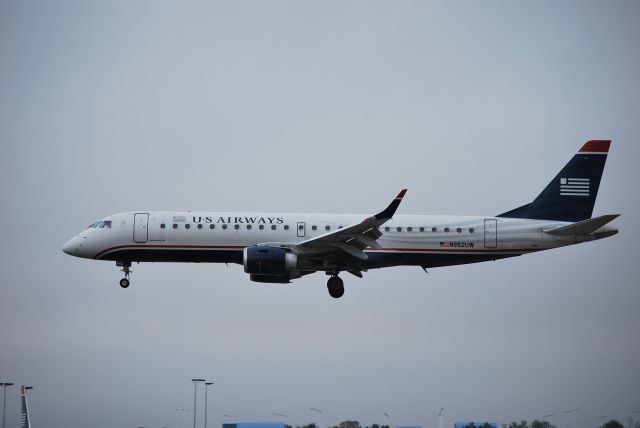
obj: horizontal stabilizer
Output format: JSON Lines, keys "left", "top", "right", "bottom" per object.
{"left": 544, "top": 214, "right": 620, "bottom": 236}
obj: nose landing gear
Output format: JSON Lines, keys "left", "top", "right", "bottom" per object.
{"left": 327, "top": 275, "right": 344, "bottom": 298}
{"left": 117, "top": 261, "right": 132, "bottom": 288}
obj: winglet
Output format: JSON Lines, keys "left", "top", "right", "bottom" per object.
{"left": 374, "top": 189, "right": 407, "bottom": 220}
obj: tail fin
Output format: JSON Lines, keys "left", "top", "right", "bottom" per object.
{"left": 498, "top": 140, "right": 611, "bottom": 222}
{"left": 21, "top": 385, "right": 31, "bottom": 428}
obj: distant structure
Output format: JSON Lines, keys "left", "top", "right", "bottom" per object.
{"left": 223, "top": 423, "right": 286, "bottom": 428}
{"left": 454, "top": 423, "right": 498, "bottom": 428}
{"left": 20, "top": 385, "right": 33, "bottom": 428}
{"left": 397, "top": 425, "right": 422, "bottom": 428}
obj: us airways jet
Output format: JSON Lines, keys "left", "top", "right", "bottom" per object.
{"left": 63, "top": 140, "right": 618, "bottom": 298}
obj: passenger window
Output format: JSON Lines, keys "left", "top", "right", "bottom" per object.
{"left": 172, "top": 224, "right": 178, "bottom": 229}
{"left": 160, "top": 223, "right": 165, "bottom": 229}
{"left": 210, "top": 224, "right": 215, "bottom": 229}
{"left": 397, "top": 227, "right": 402, "bottom": 232}
{"left": 271, "top": 225, "right": 276, "bottom": 230}
{"left": 222, "top": 224, "right": 228, "bottom": 230}
{"left": 432, "top": 227, "right": 437, "bottom": 232}
{"left": 185, "top": 224, "right": 190, "bottom": 229}
{"left": 247, "top": 225, "right": 252, "bottom": 230}
{"left": 419, "top": 227, "right": 425, "bottom": 232}
{"left": 444, "top": 227, "right": 449, "bottom": 232}
{"left": 259, "top": 225, "right": 264, "bottom": 230}
{"left": 298, "top": 225, "right": 304, "bottom": 230}
{"left": 407, "top": 227, "right": 413, "bottom": 232}
{"left": 385, "top": 227, "right": 390, "bottom": 232}
{"left": 338, "top": 226, "right": 343, "bottom": 229}
{"left": 325, "top": 226, "right": 331, "bottom": 231}
{"left": 197, "top": 224, "right": 203, "bottom": 229}
{"left": 469, "top": 228, "right": 474, "bottom": 233}
{"left": 234, "top": 224, "right": 239, "bottom": 230}
{"left": 312, "top": 225, "right": 317, "bottom": 231}
{"left": 284, "top": 225, "right": 289, "bottom": 230}
{"left": 456, "top": 227, "right": 461, "bottom": 233}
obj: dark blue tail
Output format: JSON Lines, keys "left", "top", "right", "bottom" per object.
{"left": 498, "top": 140, "right": 611, "bottom": 222}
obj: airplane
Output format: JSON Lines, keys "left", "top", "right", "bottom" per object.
{"left": 63, "top": 140, "right": 619, "bottom": 298}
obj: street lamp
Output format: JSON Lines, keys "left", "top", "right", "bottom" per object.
{"left": 541, "top": 413, "right": 555, "bottom": 428}
{"left": 594, "top": 415, "right": 607, "bottom": 428}
{"left": 204, "top": 382, "right": 214, "bottom": 428}
{"left": 1, "top": 383, "right": 14, "bottom": 428}
{"left": 192, "top": 379, "right": 206, "bottom": 428}
{"left": 560, "top": 408, "right": 580, "bottom": 428}
{"left": 310, "top": 408, "right": 323, "bottom": 428}
{"left": 383, "top": 413, "right": 390, "bottom": 427}
{"left": 438, "top": 408, "right": 445, "bottom": 428}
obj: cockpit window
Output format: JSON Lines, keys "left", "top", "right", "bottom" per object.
{"left": 89, "top": 220, "right": 112, "bottom": 229}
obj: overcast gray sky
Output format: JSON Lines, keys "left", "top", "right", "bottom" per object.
{"left": 1, "top": 1, "right": 639, "bottom": 428}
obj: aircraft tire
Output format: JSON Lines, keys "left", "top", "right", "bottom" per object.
{"left": 119, "top": 278, "right": 130, "bottom": 288}
{"left": 327, "top": 276, "right": 344, "bottom": 298}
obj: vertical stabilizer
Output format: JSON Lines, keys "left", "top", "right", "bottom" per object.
{"left": 21, "top": 385, "right": 31, "bottom": 428}
{"left": 498, "top": 140, "right": 611, "bottom": 222}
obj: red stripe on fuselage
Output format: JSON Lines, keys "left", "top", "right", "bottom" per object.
{"left": 93, "top": 244, "right": 246, "bottom": 259}
{"left": 94, "top": 244, "right": 540, "bottom": 259}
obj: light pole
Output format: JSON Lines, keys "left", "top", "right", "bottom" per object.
{"left": 541, "top": 413, "right": 555, "bottom": 428}
{"left": 310, "top": 407, "right": 323, "bottom": 428}
{"left": 192, "top": 379, "right": 206, "bottom": 428}
{"left": 561, "top": 408, "right": 580, "bottom": 428}
{"left": 204, "top": 382, "right": 213, "bottom": 428}
{"left": 438, "top": 407, "right": 444, "bottom": 428}
{"left": 1, "top": 383, "right": 14, "bottom": 428}
{"left": 383, "top": 412, "right": 390, "bottom": 427}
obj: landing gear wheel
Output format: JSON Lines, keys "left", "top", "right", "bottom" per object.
{"left": 117, "top": 261, "right": 132, "bottom": 289}
{"left": 327, "top": 276, "right": 344, "bottom": 298}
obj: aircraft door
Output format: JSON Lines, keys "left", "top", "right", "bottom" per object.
{"left": 484, "top": 219, "right": 497, "bottom": 248}
{"left": 297, "top": 222, "right": 306, "bottom": 237}
{"left": 133, "top": 213, "right": 149, "bottom": 243}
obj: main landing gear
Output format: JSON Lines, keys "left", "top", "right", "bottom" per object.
{"left": 117, "top": 261, "right": 132, "bottom": 288}
{"left": 327, "top": 275, "right": 344, "bottom": 299}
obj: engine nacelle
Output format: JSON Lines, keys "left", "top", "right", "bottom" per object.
{"left": 249, "top": 274, "right": 291, "bottom": 284}
{"left": 243, "top": 246, "right": 298, "bottom": 276}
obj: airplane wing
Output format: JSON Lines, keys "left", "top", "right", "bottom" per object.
{"left": 292, "top": 189, "right": 407, "bottom": 261}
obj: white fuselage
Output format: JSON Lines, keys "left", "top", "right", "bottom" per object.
{"left": 63, "top": 211, "right": 597, "bottom": 269}
{"left": 61, "top": 140, "right": 618, "bottom": 295}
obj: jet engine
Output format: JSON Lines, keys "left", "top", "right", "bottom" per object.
{"left": 243, "top": 246, "right": 299, "bottom": 282}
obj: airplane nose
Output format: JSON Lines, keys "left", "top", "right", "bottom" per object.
{"left": 62, "top": 237, "right": 79, "bottom": 255}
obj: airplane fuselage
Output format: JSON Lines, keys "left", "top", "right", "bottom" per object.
{"left": 63, "top": 211, "right": 609, "bottom": 269}
{"left": 62, "top": 140, "right": 619, "bottom": 297}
